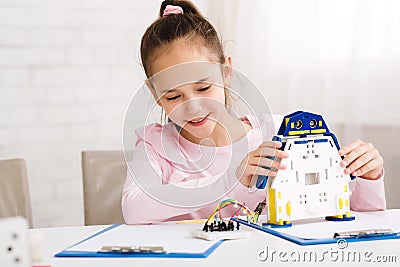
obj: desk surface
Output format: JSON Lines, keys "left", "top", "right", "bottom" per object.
{"left": 32, "top": 210, "right": 400, "bottom": 267}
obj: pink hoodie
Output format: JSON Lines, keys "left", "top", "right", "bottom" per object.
{"left": 122, "top": 115, "right": 386, "bottom": 224}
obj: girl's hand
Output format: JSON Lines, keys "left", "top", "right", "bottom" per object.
{"left": 236, "top": 141, "right": 289, "bottom": 187}
{"left": 339, "top": 140, "right": 384, "bottom": 180}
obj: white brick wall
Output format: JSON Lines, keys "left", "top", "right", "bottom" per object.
{"left": 0, "top": 0, "right": 160, "bottom": 227}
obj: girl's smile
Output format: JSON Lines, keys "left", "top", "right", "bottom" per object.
{"left": 186, "top": 112, "right": 211, "bottom": 127}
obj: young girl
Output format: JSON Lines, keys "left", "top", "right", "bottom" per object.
{"left": 122, "top": 0, "right": 385, "bottom": 224}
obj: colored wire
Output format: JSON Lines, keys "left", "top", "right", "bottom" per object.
{"left": 205, "top": 199, "right": 256, "bottom": 225}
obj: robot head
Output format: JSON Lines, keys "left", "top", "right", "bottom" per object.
{"left": 277, "top": 111, "right": 330, "bottom": 137}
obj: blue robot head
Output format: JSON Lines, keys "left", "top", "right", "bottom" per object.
{"left": 277, "top": 111, "right": 331, "bottom": 137}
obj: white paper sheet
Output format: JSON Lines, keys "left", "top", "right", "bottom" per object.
{"left": 66, "top": 223, "right": 220, "bottom": 254}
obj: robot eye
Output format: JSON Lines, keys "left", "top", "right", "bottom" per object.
{"left": 295, "top": 120, "right": 303, "bottom": 129}
{"left": 309, "top": 119, "right": 317, "bottom": 128}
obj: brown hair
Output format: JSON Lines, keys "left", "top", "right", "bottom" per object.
{"left": 140, "top": 0, "right": 225, "bottom": 78}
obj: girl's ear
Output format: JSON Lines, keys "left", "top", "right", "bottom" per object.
{"left": 223, "top": 55, "right": 233, "bottom": 87}
{"left": 145, "top": 80, "right": 162, "bottom": 107}
{"left": 224, "top": 55, "right": 233, "bottom": 69}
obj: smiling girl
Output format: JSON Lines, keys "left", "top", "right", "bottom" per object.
{"left": 122, "top": 0, "right": 386, "bottom": 224}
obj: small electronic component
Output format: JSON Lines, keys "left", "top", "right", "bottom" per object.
{"left": 192, "top": 199, "right": 254, "bottom": 241}
{"left": 202, "top": 220, "right": 238, "bottom": 232}
{"left": 202, "top": 199, "right": 256, "bottom": 232}
{"left": 253, "top": 199, "right": 267, "bottom": 222}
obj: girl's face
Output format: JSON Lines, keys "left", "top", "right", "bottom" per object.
{"left": 148, "top": 41, "right": 231, "bottom": 141}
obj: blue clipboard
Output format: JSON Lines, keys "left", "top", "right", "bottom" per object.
{"left": 55, "top": 224, "right": 223, "bottom": 258}
{"left": 232, "top": 218, "right": 400, "bottom": 246}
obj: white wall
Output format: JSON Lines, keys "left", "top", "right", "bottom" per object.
{"left": 0, "top": 0, "right": 163, "bottom": 227}
{"left": 1, "top": 0, "right": 399, "bottom": 227}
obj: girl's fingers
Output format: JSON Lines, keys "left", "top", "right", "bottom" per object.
{"left": 243, "top": 164, "right": 278, "bottom": 177}
{"left": 338, "top": 140, "right": 383, "bottom": 179}
{"left": 252, "top": 166, "right": 277, "bottom": 177}
{"left": 251, "top": 146, "right": 289, "bottom": 159}
{"left": 338, "top": 140, "right": 364, "bottom": 156}
{"left": 248, "top": 155, "right": 287, "bottom": 170}
{"left": 353, "top": 157, "right": 383, "bottom": 178}
{"left": 249, "top": 146, "right": 269, "bottom": 157}
{"left": 340, "top": 143, "right": 370, "bottom": 168}
{"left": 352, "top": 159, "right": 373, "bottom": 177}
{"left": 345, "top": 152, "right": 375, "bottom": 175}
{"left": 238, "top": 141, "right": 291, "bottom": 184}
{"left": 247, "top": 156, "right": 269, "bottom": 168}
{"left": 264, "top": 149, "right": 289, "bottom": 159}
{"left": 256, "top": 146, "right": 275, "bottom": 157}
{"left": 258, "top": 157, "right": 286, "bottom": 170}
{"left": 261, "top": 140, "right": 282, "bottom": 148}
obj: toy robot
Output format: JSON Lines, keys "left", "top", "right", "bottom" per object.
{"left": 256, "top": 111, "right": 355, "bottom": 227}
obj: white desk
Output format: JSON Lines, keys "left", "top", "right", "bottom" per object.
{"left": 31, "top": 210, "right": 400, "bottom": 267}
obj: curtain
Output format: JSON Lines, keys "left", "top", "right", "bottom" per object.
{"left": 206, "top": 0, "right": 400, "bottom": 124}
{"left": 205, "top": 0, "right": 400, "bottom": 207}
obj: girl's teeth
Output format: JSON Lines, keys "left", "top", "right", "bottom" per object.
{"left": 192, "top": 117, "right": 204, "bottom": 123}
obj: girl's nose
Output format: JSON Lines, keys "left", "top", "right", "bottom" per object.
{"left": 184, "top": 98, "right": 202, "bottom": 115}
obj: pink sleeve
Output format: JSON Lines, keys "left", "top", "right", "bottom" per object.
{"left": 121, "top": 141, "right": 248, "bottom": 224}
{"left": 224, "top": 179, "right": 267, "bottom": 210}
{"left": 121, "top": 141, "right": 196, "bottom": 224}
{"left": 350, "top": 172, "right": 386, "bottom": 211}
{"left": 122, "top": 174, "right": 194, "bottom": 224}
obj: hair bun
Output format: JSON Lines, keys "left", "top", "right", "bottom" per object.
{"left": 159, "top": 0, "right": 203, "bottom": 18}
{"left": 142, "top": 0, "right": 224, "bottom": 78}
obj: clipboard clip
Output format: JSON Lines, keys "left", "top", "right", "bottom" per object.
{"left": 98, "top": 246, "right": 166, "bottom": 254}
{"left": 333, "top": 228, "right": 395, "bottom": 239}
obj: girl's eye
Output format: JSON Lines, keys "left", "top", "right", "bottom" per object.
{"left": 166, "top": 95, "right": 180, "bottom": 101}
{"left": 198, "top": 85, "right": 211, "bottom": 92}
